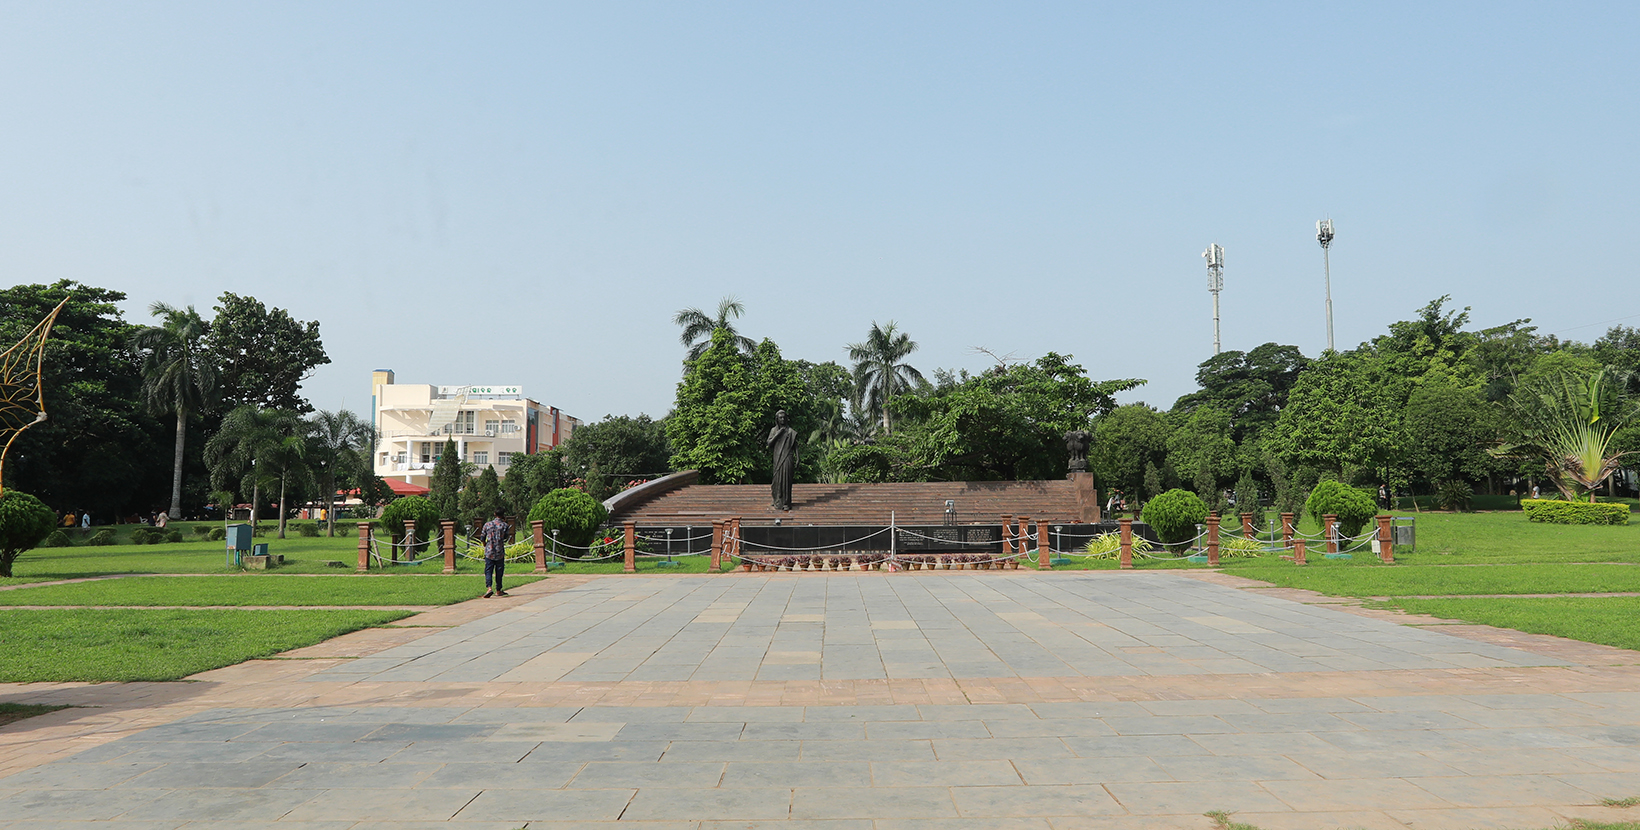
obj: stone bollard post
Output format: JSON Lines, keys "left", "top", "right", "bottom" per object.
{"left": 531, "top": 520, "right": 547, "bottom": 574}
{"left": 356, "top": 521, "right": 371, "bottom": 572}
{"left": 1377, "top": 514, "right": 1395, "bottom": 563}
{"left": 1240, "top": 512, "right": 1255, "bottom": 539}
{"left": 1280, "top": 513, "right": 1294, "bottom": 550}
{"left": 623, "top": 522, "right": 637, "bottom": 573}
{"left": 1001, "top": 515, "right": 1014, "bottom": 557}
{"left": 441, "top": 521, "right": 457, "bottom": 574}
{"left": 1118, "top": 518, "right": 1134, "bottom": 570}
{"left": 1037, "top": 519, "right": 1052, "bottom": 571}
{"left": 1323, "top": 514, "right": 1338, "bottom": 555}
{"left": 1206, "top": 514, "right": 1220, "bottom": 566}
{"left": 1294, "top": 538, "right": 1307, "bottom": 565}
{"left": 710, "top": 520, "right": 724, "bottom": 571}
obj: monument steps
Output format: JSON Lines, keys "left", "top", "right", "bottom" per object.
{"left": 612, "top": 480, "right": 1088, "bottom": 526}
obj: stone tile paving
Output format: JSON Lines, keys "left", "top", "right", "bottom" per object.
{"left": 0, "top": 573, "right": 1638, "bottom": 829}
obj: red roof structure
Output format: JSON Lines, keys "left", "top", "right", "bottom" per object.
{"left": 385, "top": 479, "right": 430, "bottom": 496}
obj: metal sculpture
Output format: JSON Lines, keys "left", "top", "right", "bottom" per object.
{"left": 0, "top": 299, "right": 67, "bottom": 493}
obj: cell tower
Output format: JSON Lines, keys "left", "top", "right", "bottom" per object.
{"left": 1316, "top": 219, "right": 1335, "bottom": 352}
{"left": 1203, "top": 243, "right": 1224, "bottom": 355}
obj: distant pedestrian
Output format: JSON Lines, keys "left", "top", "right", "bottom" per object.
{"left": 79, "top": 512, "right": 90, "bottom": 529}
{"left": 1378, "top": 484, "right": 1388, "bottom": 509}
{"left": 1532, "top": 484, "right": 1540, "bottom": 499}
{"left": 479, "top": 509, "right": 511, "bottom": 598}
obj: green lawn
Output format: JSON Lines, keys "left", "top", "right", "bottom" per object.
{"left": 1220, "top": 561, "right": 1640, "bottom": 597}
{"left": 0, "top": 574, "right": 542, "bottom": 607}
{"left": 1368, "top": 596, "right": 1640, "bottom": 653}
{"left": 0, "top": 608, "right": 411, "bottom": 682}
{"left": 6, "top": 534, "right": 526, "bottom": 580}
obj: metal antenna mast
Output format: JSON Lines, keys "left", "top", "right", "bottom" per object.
{"left": 1203, "top": 243, "right": 1224, "bottom": 355}
{"left": 1316, "top": 219, "right": 1335, "bottom": 352}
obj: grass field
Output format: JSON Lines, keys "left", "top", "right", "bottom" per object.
{"left": 0, "top": 608, "right": 411, "bottom": 682}
{"left": 0, "top": 574, "right": 542, "bottom": 607}
{"left": 1367, "top": 596, "right": 1640, "bottom": 652}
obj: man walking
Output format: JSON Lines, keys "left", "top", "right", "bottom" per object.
{"left": 480, "top": 508, "right": 510, "bottom": 598}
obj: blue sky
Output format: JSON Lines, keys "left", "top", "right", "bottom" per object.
{"left": 3, "top": 2, "right": 1636, "bottom": 421}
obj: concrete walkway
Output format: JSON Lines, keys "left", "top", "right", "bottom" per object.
{"left": 1, "top": 572, "right": 1639, "bottom": 829}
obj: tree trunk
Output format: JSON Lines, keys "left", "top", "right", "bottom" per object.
{"left": 250, "top": 481, "right": 260, "bottom": 532}
{"left": 0, "top": 553, "right": 12, "bottom": 578}
{"left": 325, "top": 472, "right": 336, "bottom": 537}
{"left": 277, "top": 473, "right": 288, "bottom": 539}
{"left": 170, "top": 410, "right": 186, "bottom": 520}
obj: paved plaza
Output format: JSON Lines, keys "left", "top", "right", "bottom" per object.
{"left": 3, "top": 572, "right": 1640, "bottom": 829}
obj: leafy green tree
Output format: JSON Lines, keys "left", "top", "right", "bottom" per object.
{"left": 0, "top": 282, "right": 165, "bottom": 520}
{"left": 879, "top": 353, "right": 1141, "bottom": 481}
{"left": 380, "top": 495, "right": 440, "bottom": 553}
{"left": 203, "top": 292, "right": 329, "bottom": 414}
{"left": 1171, "top": 343, "right": 1308, "bottom": 444}
{"left": 502, "top": 448, "right": 567, "bottom": 521}
{"left": 1403, "top": 375, "right": 1496, "bottom": 489}
{"left": 848, "top": 321, "right": 925, "bottom": 435}
{"left": 428, "top": 438, "right": 463, "bottom": 526}
{"left": 306, "top": 409, "right": 372, "bottom": 536}
{"left": 668, "top": 329, "right": 760, "bottom": 484}
{"left": 1090, "top": 404, "right": 1170, "bottom": 500}
{"left": 1268, "top": 349, "right": 1411, "bottom": 486}
{"left": 131, "top": 302, "right": 216, "bottom": 521}
{"left": 1142, "top": 489, "right": 1209, "bottom": 549}
{"left": 460, "top": 465, "right": 505, "bottom": 526}
{"left": 205, "top": 406, "right": 302, "bottom": 533}
{"left": 561, "top": 414, "right": 671, "bottom": 501}
{"left": 674, "top": 296, "right": 755, "bottom": 361}
{"left": 1166, "top": 406, "right": 1238, "bottom": 495}
{"left": 0, "top": 490, "right": 57, "bottom": 578}
{"left": 1305, "top": 480, "right": 1379, "bottom": 537}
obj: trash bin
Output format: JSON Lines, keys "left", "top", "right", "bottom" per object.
{"left": 252, "top": 543, "right": 269, "bottom": 558}
{"left": 1392, "top": 519, "right": 1415, "bottom": 551}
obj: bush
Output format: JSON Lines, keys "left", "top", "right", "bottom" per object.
{"left": 88, "top": 529, "right": 116, "bottom": 546}
{"left": 297, "top": 523, "right": 320, "bottom": 538}
{"left": 1142, "top": 489, "right": 1210, "bottom": 549}
{"left": 1522, "top": 499, "right": 1630, "bottom": 525}
{"left": 166, "top": 529, "right": 183, "bottom": 543}
{"left": 192, "top": 525, "right": 211, "bottom": 535}
{"left": 1082, "top": 532, "right": 1154, "bottom": 560}
{"left": 1304, "top": 480, "right": 1379, "bottom": 538}
{"left": 1218, "top": 535, "right": 1265, "bottom": 558}
{"left": 380, "top": 496, "right": 442, "bottom": 546}
{"left": 129, "top": 527, "right": 157, "bottom": 545}
{"left": 1436, "top": 480, "right": 1473, "bottom": 512}
{"left": 40, "top": 529, "right": 73, "bottom": 548}
{"left": 208, "top": 527, "right": 226, "bottom": 541}
{"left": 0, "top": 491, "right": 57, "bottom": 578}
{"left": 528, "top": 488, "right": 609, "bottom": 557}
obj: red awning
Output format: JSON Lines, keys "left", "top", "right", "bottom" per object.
{"left": 385, "top": 479, "right": 430, "bottom": 496}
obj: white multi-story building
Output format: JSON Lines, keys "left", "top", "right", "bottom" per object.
{"left": 369, "top": 370, "right": 580, "bottom": 489}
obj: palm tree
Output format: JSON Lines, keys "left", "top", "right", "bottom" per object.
{"left": 205, "top": 407, "right": 303, "bottom": 535}
{"left": 674, "top": 296, "right": 756, "bottom": 361}
{"left": 306, "top": 409, "right": 372, "bottom": 536}
{"left": 847, "top": 321, "right": 925, "bottom": 435}
{"left": 1501, "top": 369, "right": 1637, "bottom": 501}
{"left": 131, "top": 303, "right": 215, "bottom": 519}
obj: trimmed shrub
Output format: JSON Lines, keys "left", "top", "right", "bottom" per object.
{"left": 1304, "top": 480, "right": 1379, "bottom": 538}
{"left": 208, "top": 527, "right": 227, "bottom": 541}
{"left": 193, "top": 525, "right": 211, "bottom": 535}
{"left": 1219, "top": 536, "right": 1265, "bottom": 558}
{"left": 1522, "top": 499, "right": 1629, "bottom": 525}
{"left": 1435, "top": 480, "right": 1473, "bottom": 512}
{"left": 129, "top": 527, "right": 157, "bottom": 545}
{"left": 88, "top": 529, "right": 116, "bottom": 546}
{"left": 165, "top": 529, "right": 183, "bottom": 543}
{"left": 41, "top": 529, "right": 73, "bottom": 548}
{"left": 0, "top": 491, "right": 56, "bottom": 578}
{"left": 1142, "top": 489, "right": 1210, "bottom": 549}
{"left": 297, "top": 523, "right": 320, "bottom": 537}
{"left": 528, "top": 488, "right": 609, "bottom": 557}
{"left": 380, "top": 496, "right": 441, "bottom": 546}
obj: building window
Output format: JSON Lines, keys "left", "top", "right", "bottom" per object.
{"left": 472, "top": 451, "right": 489, "bottom": 465}
{"left": 454, "top": 411, "right": 475, "bottom": 434}
{"left": 484, "top": 419, "right": 499, "bottom": 436}
{"left": 498, "top": 452, "right": 515, "bottom": 465}
{"left": 420, "top": 442, "right": 433, "bottom": 463}
{"left": 501, "top": 419, "right": 519, "bottom": 434}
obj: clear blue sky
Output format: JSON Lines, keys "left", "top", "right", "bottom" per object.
{"left": 3, "top": 2, "right": 1636, "bottom": 420}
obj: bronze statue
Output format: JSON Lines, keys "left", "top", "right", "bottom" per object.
{"left": 1064, "top": 429, "right": 1091, "bottom": 473}
{"left": 767, "top": 409, "right": 798, "bottom": 510}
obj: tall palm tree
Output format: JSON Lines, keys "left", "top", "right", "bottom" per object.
{"left": 307, "top": 409, "right": 372, "bottom": 536}
{"left": 674, "top": 296, "right": 756, "bottom": 360}
{"left": 205, "top": 407, "right": 303, "bottom": 535}
{"left": 847, "top": 321, "right": 925, "bottom": 435}
{"left": 131, "top": 303, "right": 215, "bottom": 519}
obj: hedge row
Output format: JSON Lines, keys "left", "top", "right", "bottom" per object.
{"left": 1521, "top": 499, "right": 1630, "bottom": 525}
